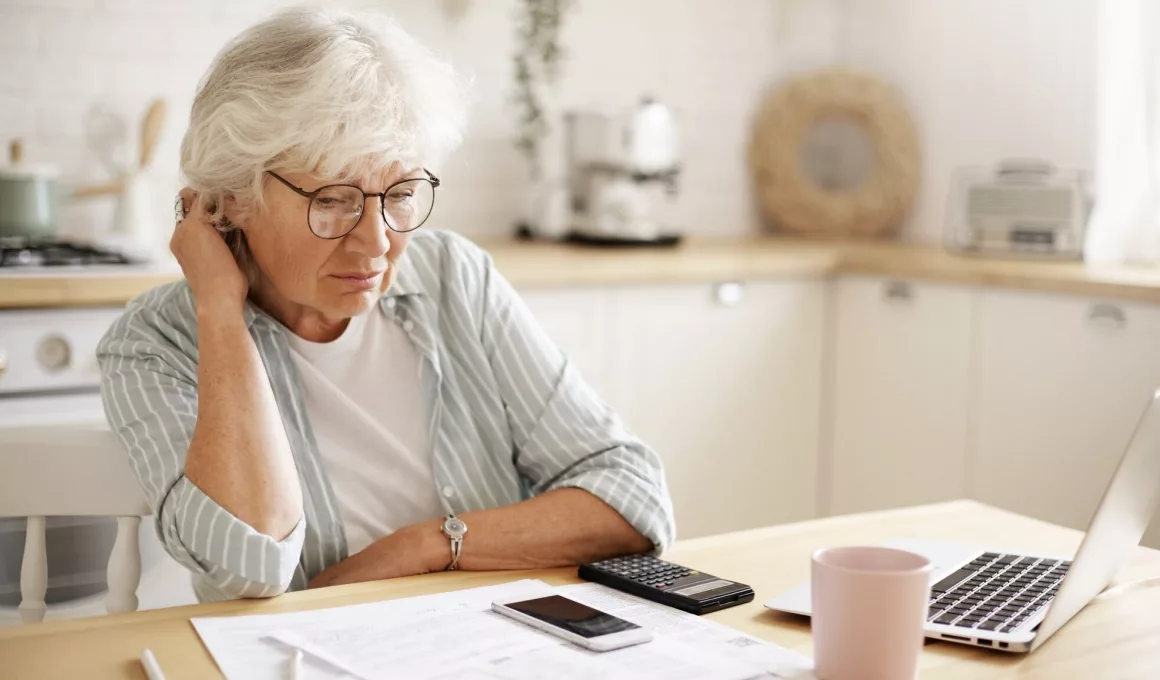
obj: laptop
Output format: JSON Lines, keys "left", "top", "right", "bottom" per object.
{"left": 765, "top": 388, "right": 1160, "bottom": 653}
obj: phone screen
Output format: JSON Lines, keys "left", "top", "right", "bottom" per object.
{"left": 502, "top": 596, "right": 641, "bottom": 638}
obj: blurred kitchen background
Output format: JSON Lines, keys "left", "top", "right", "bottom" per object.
{"left": 0, "top": 0, "right": 1094, "bottom": 246}
{"left": 8, "top": 0, "right": 1160, "bottom": 629}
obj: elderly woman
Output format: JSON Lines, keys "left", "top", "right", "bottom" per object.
{"left": 97, "top": 6, "right": 674, "bottom": 603}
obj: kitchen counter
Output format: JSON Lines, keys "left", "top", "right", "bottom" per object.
{"left": 4, "top": 236, "right": 1160, "bottom": 309}
{"left": 0, "top": 265, "right": 183, "bottom": 310}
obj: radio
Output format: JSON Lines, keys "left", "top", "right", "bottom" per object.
{"left": 945, "top": 159, "right": 1091, "bottom": 259}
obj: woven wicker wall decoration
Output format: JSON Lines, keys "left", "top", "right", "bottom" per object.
{"left": 749, "top": 69, "right": 920, "bottom": 239}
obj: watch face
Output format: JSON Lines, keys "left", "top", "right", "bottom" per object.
{"left": 445, "top": 518, "right": 467, "bottom": 537}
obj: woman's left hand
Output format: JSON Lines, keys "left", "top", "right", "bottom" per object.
{"left": 308, "top": 523, "right": 442, "bottom": 589}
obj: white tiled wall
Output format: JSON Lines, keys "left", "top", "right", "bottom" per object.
{"left": 0, "top": 0, "right": 837, "bottom": 245}
{"left": 0, "top": 0, "right": 1099, "bottom": 246}
{"left": 840, "top": 0, "right": 1098, "bottom": 244}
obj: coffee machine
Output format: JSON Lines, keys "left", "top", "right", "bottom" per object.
{"left": 563, "top": 98, "right": 681, "bottom": 245}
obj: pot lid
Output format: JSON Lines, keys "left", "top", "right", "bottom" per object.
{"left": 1, "top": 139, "right": 61, "bottom": 181}
{"left": 0, "top": 164, "right": 61, "bottom": 181}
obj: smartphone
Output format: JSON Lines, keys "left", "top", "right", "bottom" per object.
{"left": 491, "top": 594, "right": 654, "bottom": 652}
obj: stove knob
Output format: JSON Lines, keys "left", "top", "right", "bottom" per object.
{"left": 37, "top": 335, "right": 71, "bottom": 372}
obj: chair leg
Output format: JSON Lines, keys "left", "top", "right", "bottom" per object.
{"left": 19, "top": 516, "right": 47, "bottom": 624}
{"left": 106, "top": 516, "right": 142, "bottom": 614}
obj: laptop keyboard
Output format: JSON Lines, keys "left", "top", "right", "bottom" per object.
{"left": 927, "top": 552, "right": 1072, "bottom": 634}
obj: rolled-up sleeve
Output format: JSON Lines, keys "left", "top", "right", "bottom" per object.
{"left": 473, "top": 246, "right": 677, "bottom": 552}
{"left": 97, "top": 307, "right": 304, "bottom": 599}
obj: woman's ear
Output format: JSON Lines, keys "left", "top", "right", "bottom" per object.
{"left": 221, "top": 194, "right": 245, "bottom": 231}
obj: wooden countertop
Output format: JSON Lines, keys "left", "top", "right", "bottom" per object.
{"left": 3, "top": 501, "right": 1159, "bottom": 679}
{"left": 4, "top": 237, "right": 1160, "bottom": 310}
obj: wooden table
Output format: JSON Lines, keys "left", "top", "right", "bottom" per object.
{"left": 3, "top": 500, "right": 1159, "bottom": 679}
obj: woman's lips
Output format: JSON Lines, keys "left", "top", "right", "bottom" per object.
{"left": 331, "top": 270, "right": 385, "bottom": 291}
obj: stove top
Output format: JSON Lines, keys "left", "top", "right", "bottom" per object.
{"left": 0, "top": 240, "right": 139, "bottom": 268}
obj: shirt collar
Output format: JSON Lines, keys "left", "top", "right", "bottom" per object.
{"left": 384, "top": 252, "right": 424, "bottom": 298}
{"left": 242, "top": 299, "right": 265, "bottom": 329}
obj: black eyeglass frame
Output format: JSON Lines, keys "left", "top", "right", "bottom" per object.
{"left": 266, "top": 169, "right": 441, "bottom": 239}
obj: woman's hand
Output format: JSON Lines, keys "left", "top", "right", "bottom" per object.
{"left": 171, "top": 188, "right": 249, "bottom": 318}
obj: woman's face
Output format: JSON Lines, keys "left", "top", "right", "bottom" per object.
{"left": 238, "top": 164, "right": 417, "bottom": 331}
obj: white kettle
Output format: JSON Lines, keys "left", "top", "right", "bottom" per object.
{"left": 625, "top": 97, "right": 680, "bottom": 176}
{"left": 566, "top": 97, "right": 680, "bottom": 175}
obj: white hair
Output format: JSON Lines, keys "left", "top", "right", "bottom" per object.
{"left": 179, "top": 5, "right": 467, "bottom": 261}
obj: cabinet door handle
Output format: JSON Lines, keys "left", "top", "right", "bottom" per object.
{"left": 1088, "top": 303, "right": 1127, "bottom": 329}
{"left": 714, "top": 282, "right": 745, "bottom": 307}
{"left": 883, "top": 280, "right": 914, "bottom": 302}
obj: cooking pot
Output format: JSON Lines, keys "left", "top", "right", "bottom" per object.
{"left": 0, "top": 140, "right": 66, "bottom": 241}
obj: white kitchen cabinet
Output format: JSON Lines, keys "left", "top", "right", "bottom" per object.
{"left": 520, "top": 280, "right": 824, "bottom": 539}
{"left": 518, "top": 275, "right": 1160, "bottom": 550}
{"left": 973, "top": 290, "right": 1160, "bottom": 548}
{"left": 828, "top": 276, "right": 976, "bottom": 516}
{"left": 517, "top": 286, "right": 616, "bottom": 400}
{"left": 606, "top": 280, "right": 825, "bottom": 539}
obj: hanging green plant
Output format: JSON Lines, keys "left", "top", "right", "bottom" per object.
{"left": 512, "top": 0, "right": 574, "bottom": 179}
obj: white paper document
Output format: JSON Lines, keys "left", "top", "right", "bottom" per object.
{"left": 191, "top": 579, "right": 815, "bottom": 680}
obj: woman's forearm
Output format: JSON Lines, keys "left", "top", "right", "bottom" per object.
{"left": 309, "top": 487, "right": 654, "bottom": 589}
{"left": 416, "top": 488, "right": 653, "bottom": 572}
{"left": 184, "top": 309, "right": 302, "bottom": 539}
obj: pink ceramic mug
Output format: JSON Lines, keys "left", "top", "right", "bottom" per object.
{"left": 811, "top": 546, "right": 933, "bottom": 680}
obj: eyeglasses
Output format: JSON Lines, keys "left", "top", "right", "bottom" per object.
{"left": 266, "top": 170, "right": 440, "bottom": 239}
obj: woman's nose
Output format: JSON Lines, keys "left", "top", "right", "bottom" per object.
{"left": 346, "top": 197, "right": 391, "bottom": 257}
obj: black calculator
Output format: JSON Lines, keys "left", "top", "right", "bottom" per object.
{"left": 579, "top": 554, "right": 755, "bottom": 615}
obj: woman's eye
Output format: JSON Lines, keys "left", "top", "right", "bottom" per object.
{"left": 315, "top": 197, "right": 359, "bottom": 212}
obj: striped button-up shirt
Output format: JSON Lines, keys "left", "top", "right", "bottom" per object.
{"left": 98, "top": 230, "right": 675, "bottom": 603}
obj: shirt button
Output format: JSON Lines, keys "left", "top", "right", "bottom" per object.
{"left": 385, "top": 298, "right": 397, "bottom": 309}
{"left": 442, "top": 485, "right": 455, "bottom": 498}
{"left": 403, "top": 320, "right": 414, "bottom": 332}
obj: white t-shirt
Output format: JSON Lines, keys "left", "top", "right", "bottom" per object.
{"left": 286, "top": 310, "right": 444, "bottom": 555}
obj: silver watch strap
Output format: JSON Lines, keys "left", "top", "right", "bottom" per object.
{"left": 447, "top": 535, "right": 463, "bottom": 571}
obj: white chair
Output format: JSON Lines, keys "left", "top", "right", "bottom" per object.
{"left": 0, "top": 425, "right": 148, "bottom": 623}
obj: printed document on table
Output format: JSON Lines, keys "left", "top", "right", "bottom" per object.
{"left": 191, "top": 579, "right": 815, "bottom": 680}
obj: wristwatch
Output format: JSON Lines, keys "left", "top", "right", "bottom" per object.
{"left": 440, "top": 515, "right": 467, "bottom": 571}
